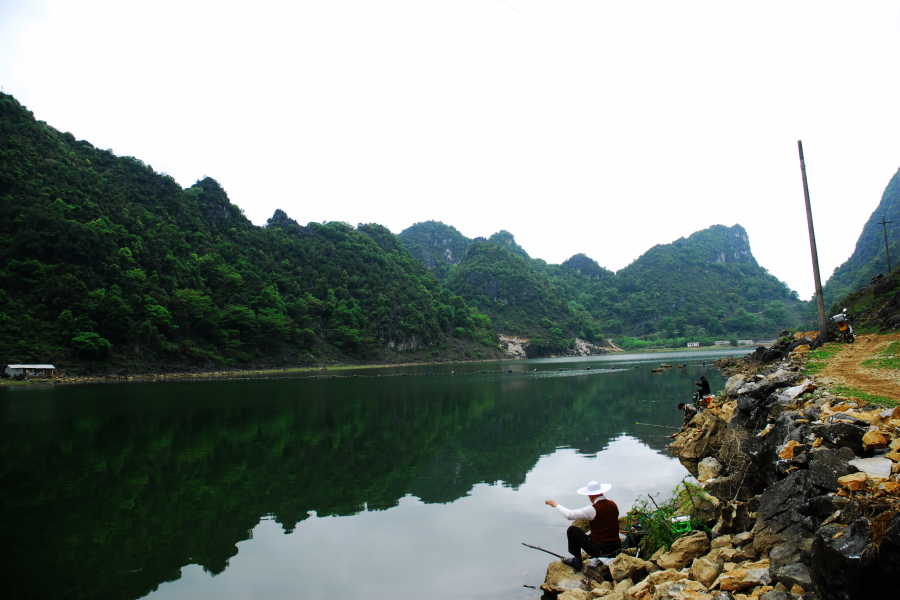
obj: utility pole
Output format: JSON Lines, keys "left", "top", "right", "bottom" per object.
{"left": 877, "top": 216, "right": 892, "bottom": 273}
{"left": 797, "top": 141, "right": 828, "bottom": 341}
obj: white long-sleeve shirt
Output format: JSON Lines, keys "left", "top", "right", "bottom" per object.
{"left": 555, "top": 497, "right": 607, "bottom": 521}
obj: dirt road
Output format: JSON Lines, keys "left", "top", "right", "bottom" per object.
{"left": 818, "top": 332, "right": 900, "bottom": 400}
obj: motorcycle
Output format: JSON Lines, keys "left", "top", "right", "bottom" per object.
{"left": 831, "top": 308, "right": 855, "bottom": 343}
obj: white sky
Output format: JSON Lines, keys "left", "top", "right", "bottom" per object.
{"left": 2, "top": 0, "right": 899, "bottom": 299}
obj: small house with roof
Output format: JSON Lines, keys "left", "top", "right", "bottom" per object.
{"left": 5, "top": 364, "right": 56, "bottom": 377}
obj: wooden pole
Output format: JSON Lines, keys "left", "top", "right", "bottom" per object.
{"left": 797, "top": 141, "right": 829, "bottom": 340}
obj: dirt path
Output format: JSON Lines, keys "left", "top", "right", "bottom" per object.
{"left": 818, "top": 332, "right": 900, "bottom": 400}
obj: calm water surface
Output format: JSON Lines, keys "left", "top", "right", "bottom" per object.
{"left": 1, "top": 350, "right": 746, "bottom": 600}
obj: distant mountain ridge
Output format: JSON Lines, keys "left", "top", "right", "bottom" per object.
{"left": 401, "top": 221, "right": 805, "bottom": 348}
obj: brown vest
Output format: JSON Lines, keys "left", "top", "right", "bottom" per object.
{"left": 589, "top": 497, "right": 620, "bottom": 545}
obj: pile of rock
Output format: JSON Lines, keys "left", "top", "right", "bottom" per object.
{"left": 541, "top": 529, "right": 794, "bottom": 600}
{"left": 540, "top": 346, "right": 899, "bottom": 600}
{"left": 715, "top": 333, "right": 822, "bottom": 378}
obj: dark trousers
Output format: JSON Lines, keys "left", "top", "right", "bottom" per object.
{"left": 566, "top": 526, "right": 622, "bottom": 567}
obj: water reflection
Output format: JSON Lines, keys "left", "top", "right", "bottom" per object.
{"left": 0, "top": 351, "right": 738, "bottom": 599}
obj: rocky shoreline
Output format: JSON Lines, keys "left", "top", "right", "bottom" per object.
{"left": 538, "top": 341, "right": 899, "bottom": 600}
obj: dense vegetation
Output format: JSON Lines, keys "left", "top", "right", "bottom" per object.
{"left": 0, "top": 93, "right": 501, "bottom": 370}
{"left": 397, "top": 220, "right": 471, "bottom": 281}
{"left": 0, "top": 89, "right": 814, "bottom": 366}
{"left": 820, "top": 167, "right": 900, "bottom": 309}
{"left": 402, "top": 221, "right": 805, "bottom": 351}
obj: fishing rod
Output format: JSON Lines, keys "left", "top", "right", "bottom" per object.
{"left": 635, "top": 421, "right": 680, "bottom": 430}
{"left": 522, "top": 542, "right": 566, "bottom": 559}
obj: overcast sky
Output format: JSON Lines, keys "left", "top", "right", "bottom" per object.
{"left": 2, "top": 0, "right": 899, "bottom": 299}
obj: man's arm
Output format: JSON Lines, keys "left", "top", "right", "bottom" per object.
{"left": 545, "top": 500, "right": 596, "bottom": 521}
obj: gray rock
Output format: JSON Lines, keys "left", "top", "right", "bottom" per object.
{"left": 811, "top": 514, "right": 900, "bottom": 599}
{"left": 803, "top": 406, "right": 822, "bottom": 421}
{"left": 768, "top": 543, "right": 800, "bottom": 580}
{"left": 758, "top": 470, "right": 814, "bottom": 523}
{"left": 759, "top": 592, "right": 791, "bottom": 600}
{"left": 812, "top": 421, "right": 868, "bottom": 456}
{"left": 826, "top": 412, "right": 868, "bottom": 425}
{"left": 724, "top": 374, "right": 747, "bottom": 397}
{"left": 712, "top": 501, "right": 754, "bottom": 537}
{"left": 797, "top": 494, "right": 848, "bottom": 519}
{"left": 806, "top": 447, "right": 856, "bottom": 492}
{"left": 699, "top": 456, "right": 723, "bottom": 481}
{"left": 711, "top": 593, "right": 737, "bottom": 600}
{"left": 848, "top": 457, "right": 893, "bottom": 479}
{"left": 776, "top": 562, "right": 811, "bottom": 589}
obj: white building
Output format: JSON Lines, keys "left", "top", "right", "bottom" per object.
{"left": 737, "top": 340, "right": 755, "bottom": 345}
{"left": 686, "top": 342, "right": 700, "bottom": 347}
{"left": 714, "top": 341, "right": 730, "bottom": 346}
{"left": 5, "top": 364, "right": 56, "bottom": 377}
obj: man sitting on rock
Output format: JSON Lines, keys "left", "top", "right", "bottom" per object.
{"left": 694, "top": 376, "right": 711, "bottom": 405}
{"left": 545, "top": 481, "right": 621, "bottom": 571}
{"left": 677, "top": 402, "right": 700, "bottom": 427}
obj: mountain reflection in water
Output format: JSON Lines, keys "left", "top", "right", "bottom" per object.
{"left": 0, "top": 352, "right": 736, "bottom": 600}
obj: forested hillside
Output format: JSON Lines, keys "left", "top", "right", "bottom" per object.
{"left": 444, "top": 239, "right": 603, "bottom": 354}
{"left": 0, "top": 93, "right": 502, "bottom": 370}
{"left": 403, "top": 221, "right": 804, "bottom": 349}
{"left": 397, "top": 220, "right": 470, "bottom": 280}
{"left": 822, "top": 166, "right": 900, "bottom": 309}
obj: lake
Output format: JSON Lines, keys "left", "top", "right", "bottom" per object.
{"left": 0, "top": 349, "right": 746, "bottom": 600}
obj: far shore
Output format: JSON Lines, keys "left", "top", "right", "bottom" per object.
{"left": 1, "top": 345, "right": 757, "bottom": 386}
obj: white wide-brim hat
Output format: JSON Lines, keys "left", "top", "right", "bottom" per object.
{"left": 577, "top": 481, "right": 612, "bottom": 496}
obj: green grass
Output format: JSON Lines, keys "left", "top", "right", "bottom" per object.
{"left": 803, "top": 344, "right": 842, "bottom": 375}
{"left": 861, "top": 341, "right": 900, "bottom": 370}
{"left": 830, "top": 383, "right": 897, "bottom": 408}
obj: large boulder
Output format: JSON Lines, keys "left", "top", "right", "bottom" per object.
{"left": 717, "top": 559, "right": 772, "bottom": 591}
{"left": 812, "top": 421, "right": 868, "bottom": 456}
{"left": 711, "top": 501, "right": 754, "bottom": 537}
{"left": 775, "top": 563, "right": 811, "bottom": 590}
{"left": 806, "top": 447, "right": 857, "bottom": 492}
{"left": 767, "top": 543, "right": 800, "bottom": 581}
{"left": 623, "top": 579, "right": 651, "bottom": 600}
{"left": 690, "top": 557, "right": 722, "bottom": 587}
{"left": 657, "top": 531, "right": 710, "bottom": 570}
{"left": 811, "top": 515, "right": 900, "bottom": 600}
{"left": 698, "top": 457, "right": 723, "bottom": 482}
{"left": 847, "top": 456, "right": 892, "bottom": 479}
{"left": 645, "top": 569, "right": 688, "bottom": 586}
{"left": 751, "top": 470, "right": 819, "bottom": 555}
{"left": 669, "top": 413, "right": 727, "bottom": 460}
{"left": 609, "top": 553, "right": 646, "bottom": 583}
{"left": 653, "top": 579, "right": 707, "bottom": 600}
{"left": 724, "top": 374, "right": 747, "bottom": 397}
{"left": 542, "top": 560, "right": 585, "bottom": 593}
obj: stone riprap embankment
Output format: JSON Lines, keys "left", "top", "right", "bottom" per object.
{"left": 538, "top": 347, "right": 900, "bottom": 600}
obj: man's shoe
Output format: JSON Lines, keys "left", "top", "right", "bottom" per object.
{"left": 561, "top": 557, "right": 583, "bottom": 571}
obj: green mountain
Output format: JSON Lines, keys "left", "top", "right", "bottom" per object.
{"left": 444, "top": 239, "right": 587, "bottom": 347}
{"left": 396, "top": 220, "right": 471, "bottom": 280}
{"left": 403, "top": 221, "right": 804, "bottom": 350}
{"left": 613, "top": 224, "right": 801, "bottom": 337}
{"left": 0, "top": 93, "right": 501, "bottom": 370}
{"left": 822, "top": 166, "right": 900, "bottom": 308}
